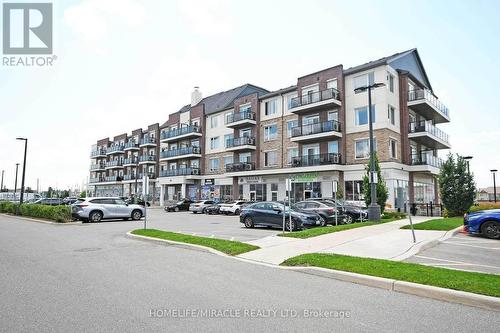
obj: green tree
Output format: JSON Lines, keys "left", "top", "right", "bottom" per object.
{"left": 362, "top": 153, "right": 389, "bottom": 213}
{"left": 79, "top": 191, "right": 87, "bottom": 198}
{"left": 439, "top": 153, "right": 475, "bottom": 216}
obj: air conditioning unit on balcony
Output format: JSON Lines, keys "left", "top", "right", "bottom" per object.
{"left": 244, "top": 163, "right": 252, "bottom": 171}
{"left": 192, "top": 169, "right": 200, "bottom": 175}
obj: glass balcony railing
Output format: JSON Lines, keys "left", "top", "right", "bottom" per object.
{"left": 290, "top": 88, "right": 341, "bottom": 109}
{"left": 140, "top": 137, "right": 156, "bottom": 145}
{"left": 160, "top": 146, "right": 201, "bottom": 159}
{"left": 124, "top": 141, "right": 139, "bottom": 150}
{"left": 123, "top": 157, "right": 138, "bottom": 165}
{"left": 225, "top": 111, "right": 255, "bottom": 124}
{"left": 90, "top": 163, "right": 106, "bottom": 171}
{"left": 291, "top": 120, "right": 341, "bottom": 137}
{"left": 225, "top": 162, "right": 255, "bottom": 172}
{"left": 408, "top": 89, "right": 449, "bottom": 119}
{"left": 89, "top": 177, "right": 105, "bottom": 183}
{"left": 123, "top": 173, "right": 156, "bottom": 181}
{"left": 161, "top": 125, "right": 201, "bottom": 140}
{"left": 159, "top": 168, "right": 200, "bottom": 177}
{"left": 410, "top": 153, "right": 443, "bottom": 168}
{"left": 291, "top": 153, "right": 341, "bottom": 167}
{"left": 106, "top": 160, "right": 123, "bottom": 168}
{"left": 107, "top": 145, "right": 124, "bottom": 154}
{"left": 409, "top": 121, "right": 450, "bottom": 144}
{"left": 226, "top": 137, "right": 255, "bottom": 148}
{"left": 90, "top": 149, "right": 106, "bottom": 157}
{"left": 139, "top": 155, "right": 156, "bottom": 163}
{"left": 105, "top": 175, "right": 123, "bottom": 182}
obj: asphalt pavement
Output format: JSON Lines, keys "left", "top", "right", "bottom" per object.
{"left": 1, "top": 214, "right": 499, "bottom": 332}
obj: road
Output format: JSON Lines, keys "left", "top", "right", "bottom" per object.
{"left": 405, "top": 233, "right": 500, "bottom": 274}
{"left": 0, "top": 214, "right": 499, "bottom": 333}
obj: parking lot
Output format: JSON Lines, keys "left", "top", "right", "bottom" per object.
{"left": 405, "top": 233, "right": 500, "bottom": 275}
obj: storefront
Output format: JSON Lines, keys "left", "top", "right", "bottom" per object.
{"left": 200, "top": 178, "right": 233, "bottom": 202}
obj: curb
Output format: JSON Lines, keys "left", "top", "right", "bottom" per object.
{"left": 126, "top": 230, "right": 500, "bottom": 312}
{"left": 0, "top": 213, "right": 81, "bottom": 225}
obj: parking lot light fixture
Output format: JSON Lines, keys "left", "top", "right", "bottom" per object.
{"left": 491, "top": 169, "right": 498, "bottom": 203}
{"left": 16, "top": 137, "right": 28, "bottom": 206}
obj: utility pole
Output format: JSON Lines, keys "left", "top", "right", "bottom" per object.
{"left": 1, "top": 170, "right": 4, "bottom": 191}
{"left": 16, "top": 138, "right": 28, "bottom": 205}
{"left": 14, "top": 163, "right": 19, "bottom": 201}
{"left": 491, "top": 169, "right": 498, "bottom": 203}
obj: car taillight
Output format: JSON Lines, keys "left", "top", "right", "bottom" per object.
{"left": 327, "top": 208, "right": 334, "bottom": 215}
{"left": 77, "top": 204, "right": 88, "bottom": 208}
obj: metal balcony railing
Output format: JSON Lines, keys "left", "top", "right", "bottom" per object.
{"left": 225, "top": 110, "right": 255, "bottom": 124}
{"left": 225, "top": 162, "right": 255, "bottom": 172}
{"left": 226, "top": 137, "right": 256, "bottom": 148}
{"left": 161, "top": 125, "right": 201, "bottom": 140}
{"left": 408, "top": 89, "right": 449, "bottom": 119}
{"left": 160, "top": 168, "right": 200, "bottom": 177}
{"left": 410, "top": 153, "right": 443, "bottom": 168}
{"left": 107, "top": 145, "right": 124, "bottom": 154}
{"left": 90, "top": 163, "right": 106, "bottom": 171}
{"left": 124, "top": 141, "right": 139, "bottom": 149}
{"left": 105, "top": 175, "right": 123, "bottom": 182}
{"left": 291, "top": 153, "right": 341, "bottom": 167}
{"left": 140, "top": 137, "right": 156, "bottom": 145}
{"left": 123, "top": 157, "right": 138, "bottom": 165}
{"left": 106, "top": 160, "right": 123, "bottom": 168}
{"left": 290, "top": 88, "right": 341, "bottom": 109}
{"left": 291, "top": 120, "right": 341, "bottom": 137}
{"left": 89, "top": 177, "right": 105, "bottom": 183}
{"left": 409, "top": 121, "right": 450, "bottom": 144}
{"left": 90, "top": 149, "right": 106, "bottom": 157}
{"left": 139, "top": 155, "right": 156, "bottom": 163}
{"left": 160, "top": 146, "right": 201, "bottom": 159}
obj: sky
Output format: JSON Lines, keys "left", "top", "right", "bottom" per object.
{"left": 1, "top": 0, "right": 500, "bottom": 191}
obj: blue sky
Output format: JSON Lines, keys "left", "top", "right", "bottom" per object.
{"left": 1, "top": 0, "right": 499, "bottom": 191}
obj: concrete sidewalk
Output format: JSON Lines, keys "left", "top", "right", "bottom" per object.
{"left": 238, "top": 216, "right": 448, "bottom": 265}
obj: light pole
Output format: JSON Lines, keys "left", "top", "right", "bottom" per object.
{"left": 14, "top": 163, "right": 19, "bottom": 201}
{"left": 354, "top": 82, "right": 385, "bottom": 221}
{"left": 463, "top": 156, "right": 473, "bottom": 174}
{"left": 16, "top": 138, "right": 28, "bottom": 205}
{"left": 1, "top": 170, "right": 4, "bottom": 191}
{"left": 491, "top": 169, "right": 498, "bottom": 203}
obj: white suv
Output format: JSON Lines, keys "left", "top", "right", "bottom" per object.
{"left": 72, "top": 197, "right": 145, "bottom": 223}
{"left": 218, "top": 201, "right": 248, "bottom": 215}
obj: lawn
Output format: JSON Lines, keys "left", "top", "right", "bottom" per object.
{"left": 131, "top": 229, "right": 259, "bottom": 256}
{"left": 401, "top": 217, "right": 463, "bottom": 231}
{"left": 279, "top": 216, "right": 403, "bottom": 239}
{"left": 281, "top": 253, "right": 500, "bottom": 298}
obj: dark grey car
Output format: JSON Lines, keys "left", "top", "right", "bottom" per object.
{"left": 293, "top": 200, "right": 351, "bottom": 225}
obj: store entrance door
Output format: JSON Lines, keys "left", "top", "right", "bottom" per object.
{"left": 250, "top": 191, "right": 256, "bottom": 201}
{"left": 304, "top": 190, "right": 312, "bottom": 200}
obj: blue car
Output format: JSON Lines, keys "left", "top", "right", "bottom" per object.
{"left": 464, "top": 209, "right": 500, "bottom": 239}
{"left": 239, "top": 201, "right": 322, "bottom": 231}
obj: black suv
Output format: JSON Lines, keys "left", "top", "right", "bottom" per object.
{"left": 308, "top": 198, "right": 368, "bottom": 221}
{"left": 164, "top": 199, "right": 193, "bottom": 212}
{"left": 293, "top": 200, "right": 350, "bottom": 225}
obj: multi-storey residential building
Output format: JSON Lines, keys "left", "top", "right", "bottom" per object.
{"left": 89, "top": 49, "right": 450, "bottom": 211}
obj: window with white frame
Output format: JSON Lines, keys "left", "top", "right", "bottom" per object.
{"left": 287, "top": 147, "right": 299, "bottom": 165}
{"left": 223, "top": 155, "right": 233, "bottom": 166}
{"left": 210, "top": 115, "right": 219, "bottom": 128}
{"left": 224, "top": 134, "right": 233, "bottom": 148}
{"left": 328, "top": 141, "right": 339, "bottom": 154}
{"left": 388, "top": 105, "right": 396, "bottom": 125}
{"left": 271, "top": 183, "right": 278, "bottom": 201}
{"left": 209, "top": 158, "right": 220, "bottom": 171}
{"left": 286, "top": 94, "right": 297, "bottom": 110}
{"left": 264, "top": 150, "right": 278, "bottom": 167}
{"left": 239, "top": 103, "right": 251, "bottom": 113}
{"left": 239, "top": 152, "right": 251, "bottom": 163}
{"left": 353, "top": 72, "right": 375, "bottom": 89}
{"left": 389, "top": 138, "right": 397, "bottom": 159}
{"left": 264, "top": 124, "right": 277, "bottom": 141}
{"left": 387, "top": 72, "right": 394, "bottom": 93}
{"left": 287, "top": 120, "right": 298, "bottom": 137}
{"left": 327, "top": 79, "right": 338, "bottom": 90}
{"left": 264, "top": 99, "right": 278, "bottom": 116}
{"left": 210, "top": 136, "right": 220, "bottom": 150}
{"left": 355, "top": 106, "right": 376, "bottom": 125}
{"left": 355, "top": 138, "right": 377, "bottom": 159}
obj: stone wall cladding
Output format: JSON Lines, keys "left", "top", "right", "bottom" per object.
{"left": 345, "top": 128, "right": 402, "bottom": 164}
{"left": 204, "top": 151, "right": 233, "bottom": 175}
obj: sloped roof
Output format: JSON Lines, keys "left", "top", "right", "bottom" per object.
{"left": 201, "top": 83, "right": 269, "bottom": 115}
{"left": 259, "top": 85, "right": 297, "bottom": 100}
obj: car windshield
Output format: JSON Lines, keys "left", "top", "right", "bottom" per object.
{"left": 176, "top": 201, "right": 184, "bottom": 205}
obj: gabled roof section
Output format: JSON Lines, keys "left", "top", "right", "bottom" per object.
{"left": 201, "top": 83, "right": 269, "bottom": 115}
{"left": 344, "top": 48, "right": 433, "bottom": 91}
{"left": 259, "top": 85, "right": 297, "bottom": 100}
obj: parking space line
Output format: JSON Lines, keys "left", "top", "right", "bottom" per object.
{"left": 415, "top": 255, "right": 500, "bottom": 269}
{"left": 441, "top": 242, "right": 500, "bottom": 250}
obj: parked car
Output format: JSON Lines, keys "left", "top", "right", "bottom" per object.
{"left": 309, "top": 198, "right": 368, "bottom": 221}
{"left": 205, "top": 203, "right": 222, "bottom": 215}
{"left": 293, "top": 200, "right": 350, "bottom": 225}
{"left": 71, "top": 197, "right": 145, "bottom": 223}
{"left": 219, "top": 200, "right": 248, "bottom": 215}
{"left": 189, "top": 200, "right": 215, "bottom": 214}
{"left": 122, "top": 197, "right": 151, "bottom": 207}
{"left": 164, "top": 199, "right": 193, "bottom": 212}
{"left": 240, "top": 201, "right": 322, "bottom": 231}
{"left": 31, "top": 198, "right": 63, "bottom": 206}
{"left": 464, "top": 209, "right": 500, "bottom": 239}
{"left": 63, "top": 197, "right": 79, "bottom": 205}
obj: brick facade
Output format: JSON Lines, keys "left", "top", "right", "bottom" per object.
{"left": 345, "top": 128, "right": 402, "bottom": 164}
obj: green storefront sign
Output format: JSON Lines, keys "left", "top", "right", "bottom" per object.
{"left": 289, "top": 172, "right": 318, "bottom": 182}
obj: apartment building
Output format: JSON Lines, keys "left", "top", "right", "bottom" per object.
{"left": 89, "top": 49, "right": 450, "bottom": 211}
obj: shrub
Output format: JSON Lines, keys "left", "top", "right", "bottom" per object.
{"left": 382, "top": 211, "right": 407, "bottom": 219}
{"left": 19, "top": 204, "right": 71, "bottom": 223}
{"left": 0, "top": 201, "right": 18, "bottom": 214}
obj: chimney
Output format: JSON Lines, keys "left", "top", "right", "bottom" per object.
{"left": 191, "top": 86, "right": 202, "bottom": 106}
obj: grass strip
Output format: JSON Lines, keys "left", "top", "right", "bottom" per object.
{"left": 401, "top": 217, "right": 463, "bottom": 231}
{"left": 281, "top": 253, "right": 500, "bottom": 298}
{"left": 279, "top": 217, "right": 402, "bottom": 239}
{"left": 131, "top": 229, "right": 259, "bottom": 256}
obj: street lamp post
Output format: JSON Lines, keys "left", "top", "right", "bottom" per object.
{"left": 491, "top": 169, "right": 498, "bottom": 203}
{"left": 14, "top": 163, "right": 19, "bottom": 201}
{"left": 1, "top": 169, "right": 4, "bottom": 191}
{"left": 16, "top": 138, "right": 28, "bottom": 205}
{"left": 464, "top": 156, "right": 473, "bottom": 174}
{"left": 354, "top": 82, "right": 385, "bottom": 222}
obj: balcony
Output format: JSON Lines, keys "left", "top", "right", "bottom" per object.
{"left": 139, "top": 137, "right": 157, "bottom": 147}
{"left": 106, "top": 145, "right": 124, "bottom": 155}
{"left": 225, "top": 111, "right": 256, "bottom": 128}
{"left": 159, "top": 168, "right": 200, "bottom": 177}
{"left": 408, "top": 121, "right": 451, "bottom": 149}
{"left": 225, "top": 137, "right": 256, "bottom": 152}
{"left": 89, "top": 177, "right": 105, "bottom": 184}
{"left": 160, "top": 125, "right": 202, "bottom": 143}
{"left": 139, "top": 155, "right": 156, "bottom": 164}
{"left": 225, "top": 162, "right": 255, "bottom": 172}
{"left": 124, "top": 141, "right": 139, "bottom": 151}
{"left": 123, "top": 157, "right": 138, "bottom": 166}
{"left": 90, "top": 149, "right": 106, "bottom": 158}
{"left": 160, "top": 146, "right": 202, "bottom": 161}
{"left": 410, "top": 153, "right": 443, "bottom": 168}
{"left": 290, "top": 120, "right": 342, "bottom": 143}
{"left": 291, "top": 153, "right": 341, "bottom": 167}
{"left": 105, "top": 160, "right": 123, "bottom": 169}
{"left": 90, "top": 163, "right": 106, "bottom": 171}
{"left": 408, "top": 89, "right": 450, "bottom": 123}
{"left": 289, "top": 88, "right": 341, "bottom": 114}
{"left": 123, "top": 172, "right": 156, "bottom": 181}
{"left": 104, "top": 175, "right": 123, "bottom": 182}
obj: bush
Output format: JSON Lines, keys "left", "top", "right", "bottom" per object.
{"left": 382, "top": 211, "right": 407, "bottom": 219}
{"left": 469, "top": 202, "right": 500, "bottom": 213}
{"left": 0, "top": 202, "right": 71, "bottom": 223}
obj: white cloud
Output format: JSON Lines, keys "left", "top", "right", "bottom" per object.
{"left": 177, "top": 0, "right": 233, "bottom": 37}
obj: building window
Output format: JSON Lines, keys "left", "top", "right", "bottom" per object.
{"left": 355, "top": 106, "right": 376, "bottom": 126}
{"left": 345, "top": 181, "right": 364, "bottom": 201}
{"left": 223, "top": 155, "right": 233, "bottom": 166}
{"left": 328, "top": 141, "right": 339, "bottom": 154}
{"left": 239, "top": 152, "right": 251, "bottom": 163}
{"left": 210, "top": 115, "right": 218, "bottom": 128}
{"left": 355, "top": 138, "right": 376, "bottom": 159}
{"left": 264, "top": 151, "right": 278, "bottom": 167}
{"left": 354, "top": 72, "right": 375, "bottom": 89}
{"left": 210, "top": 137, "right": 220, "bottom": 150}
{"left": 239, "top": 103, "right": 251, "bottom": 113}
{"left": 287, "top": 147, "right": 299, "bottom": 165}
{"left": 265, "top": 99, "right": 278, "bottom": 116}
{"left": 388, "top": 72, "right": 394, "bottom": 93}
{"left": 264, "top": 124, "right": 277, "bottom": 141}
{"left": 327, "top": 79, "right": 338, "bottom": 90}
{"left": 271, "top": 183, "right": 278, "bottom": 201}
{"left": 224, "top": 134, "right": 233, "bottom": 148}
{"left": 389, "top": 139, "right": 397, "bottom": 159}
{"left": 388, "top": 105, "right": 396, "bottom": 125}
{"left": 286, "top": 94, "right": 297, "bottom": 110}
{"left": 209, "top": 158, "right": 219, "bottom": 171}
{"left": 287, "top": 120, "right": 298, "bottom": 137}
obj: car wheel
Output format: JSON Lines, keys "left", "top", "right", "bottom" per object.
{"left": 481, "top": 221, "right": 500, "bottom": 239}
{"left": 244, "top": 216, "right": 254, "bottom": 228}
{"left": 344, "top": 215, "right": 354, "bottom": 224}
{"left": 131, "top": 210, "right": 142, "bottom": 221}
{"left": 90, "top": 211, "right": 102, "bottom": 223}
{"left": 174, "top": 207, "right": 179, "bottom": 212}
{"left": 319, "top": 216, "right": 327, "bottom": 227}
{"left": 81, "top": 218, "right": 89, "bottom": 223}
{"left": 202, "top": 208, "right": 206, "bottom": 214}
{"left": 286, "top": 218, "right": 297, "bottom": 231}
{"left": 234, "top": 209, "right": 240, "bottom": 215}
